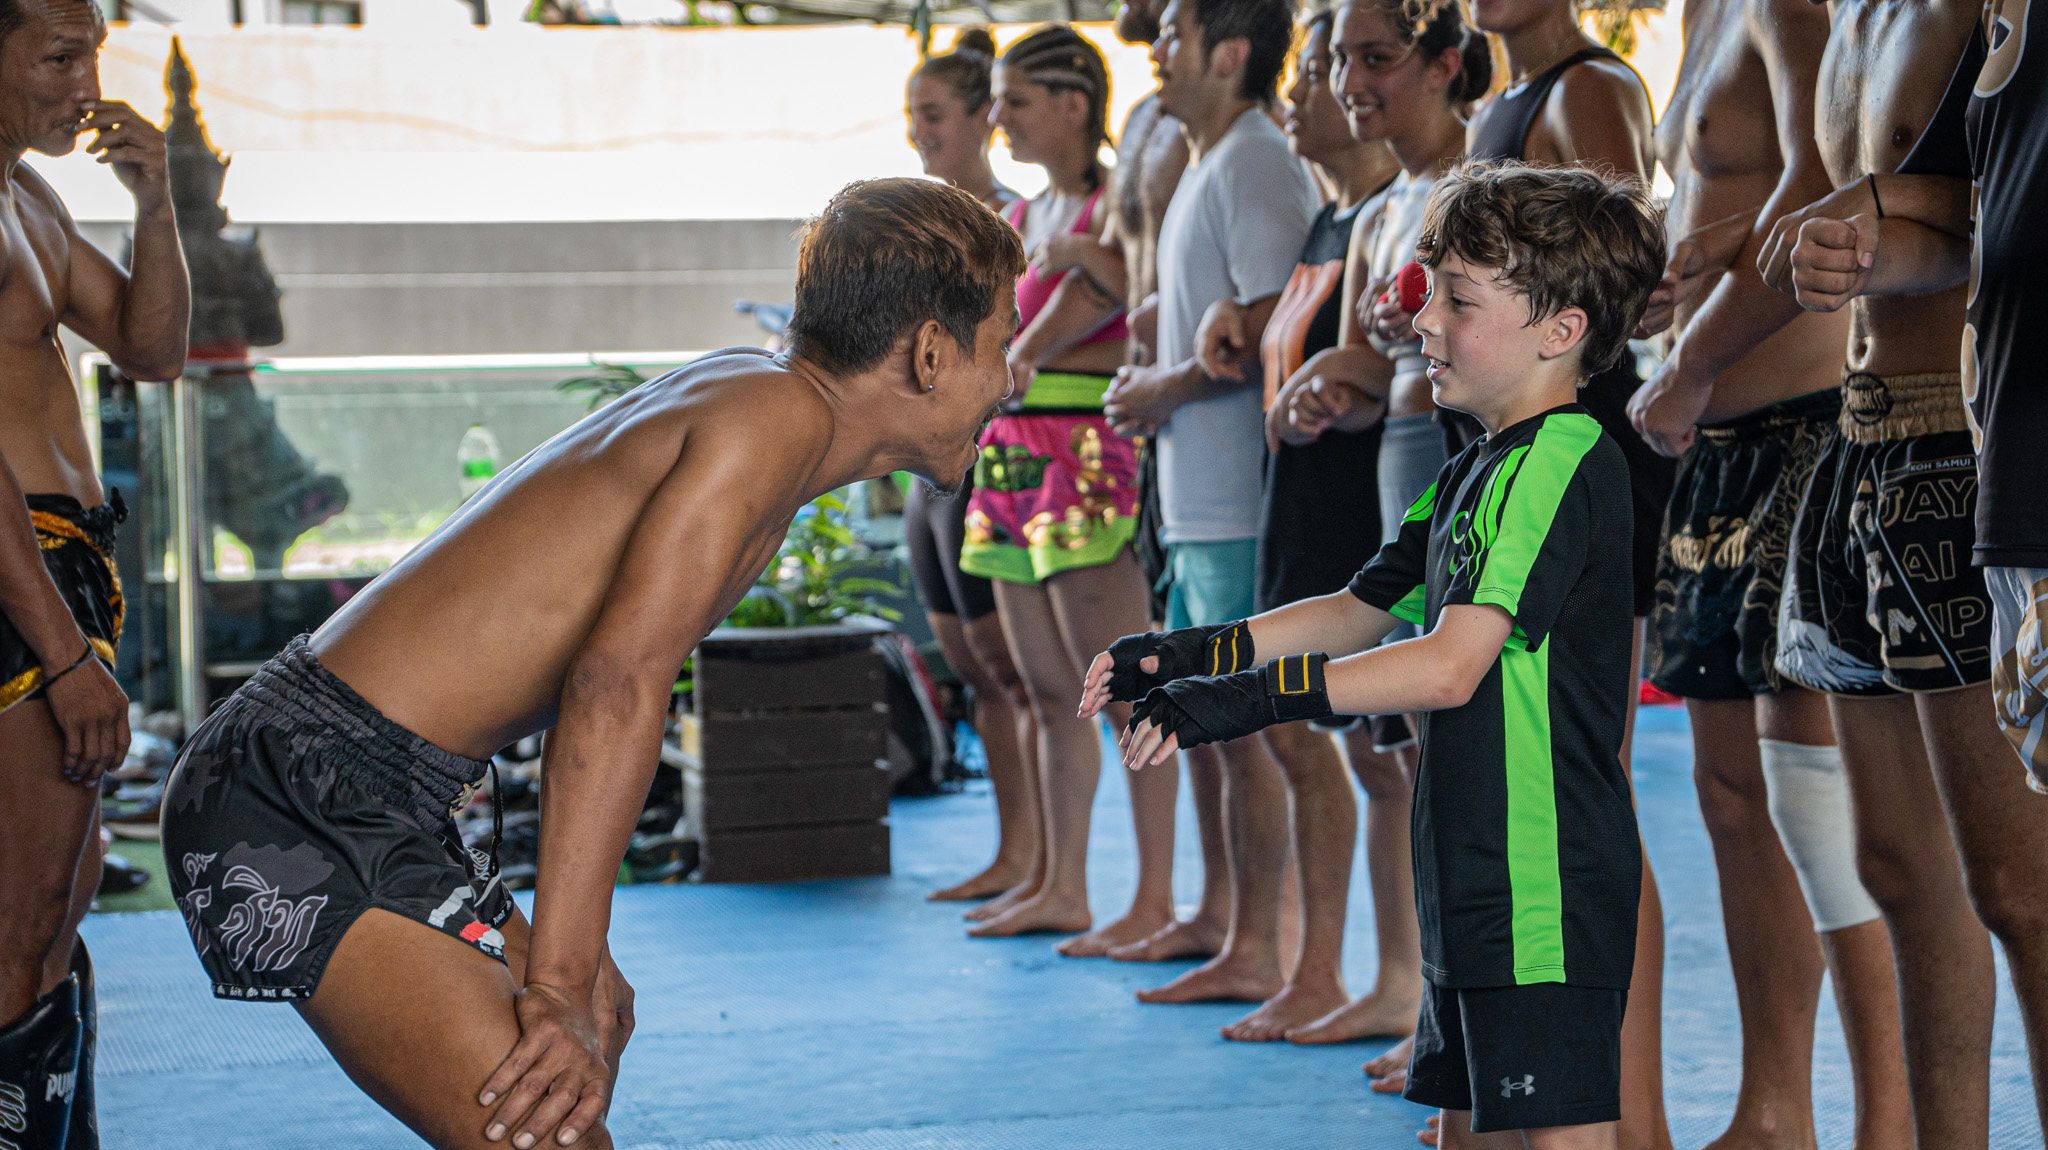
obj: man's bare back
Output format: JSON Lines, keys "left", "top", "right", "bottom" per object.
{"left": 1812, "top": 0, "right": 1977, "bottom": 374}
{"left": 315, "top": 351, "right": 908, "bottom": 761}
{"left": 1652, "top": 0, "right": 1846, "bottom": 421}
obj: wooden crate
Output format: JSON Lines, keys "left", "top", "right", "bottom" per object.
{"left": 681, "top": 761, "right": 890, "bottom": 835}
{"left": 673, "top": 620, "right": 896, "bottom": 882}
{"left": 677, "top": 709, "right": 888, "bottom": 772}
{"left": 695, "top": 821, "right": 891, "bottom": 883}
{"left": 693, "top": 645, "right": 886, "bottom": 713}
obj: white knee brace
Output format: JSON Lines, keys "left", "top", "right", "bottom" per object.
{"left": 1759, "top": 738, "right": 1881, "bottom": 933}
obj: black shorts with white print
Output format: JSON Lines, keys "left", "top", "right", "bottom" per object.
{"left": 162, "top": 636, "right": 512, "bottom": 1002}
{"left": 1402, "top": 980, "right": 1626, "bottom": 1133}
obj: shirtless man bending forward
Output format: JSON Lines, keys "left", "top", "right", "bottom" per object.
{"left": 0, "top": 2, "right": 189, "bottom": 1144}
{"left": 160, "top": 178, "right": 1023, "bottom": 1150}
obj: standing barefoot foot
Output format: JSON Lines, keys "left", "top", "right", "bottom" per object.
{"left": 1363, "top": 1033, "right": 1414, "bottom": 1094}
{"left": 1107, "top": 915, "right": 1226, "bottom": 962}
{"left": 1055, "top": 907, "right": 1174, "bottom": 957}
{"left": 1134, "top": 951, "right": 1284, "bottom": 1004}
{"left": 1221, "top": 980, "right": 1352, "bottom": 1042}
{"left": 962, "top": 878, "right": 1039, "bottom": 923}
{"left": 929, "top": 862, "right": 1033, "bottom": 903}
{"left": 966, "top": 890, "right": 1091, "bottom": 938}
{"left": 1286, "top": 988, "right": 1420, "bottom": 1045}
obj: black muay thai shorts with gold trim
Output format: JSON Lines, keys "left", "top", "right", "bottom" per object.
{"left": 0, "top": 493, "right": 124, "bottom": 713}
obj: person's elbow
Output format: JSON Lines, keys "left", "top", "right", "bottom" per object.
{"left": 563, "top": 648, "right": 676, "bottom": 724}
{"left": 111, "top": 333, "right": 189, "bottom": 382}
{"left": 1417, "top": 663, "right": 1484, "bottom": 712}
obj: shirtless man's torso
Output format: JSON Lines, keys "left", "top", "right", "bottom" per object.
{"left": 160, "top": 179, "right": 1022, "bottom": 1150}
{"left": 0, "top": 3, "right": 189, "bottom": 1144}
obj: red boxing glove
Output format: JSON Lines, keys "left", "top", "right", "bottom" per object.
{"left": 1397, "top": 261, "right": 1428, "bottom": 314}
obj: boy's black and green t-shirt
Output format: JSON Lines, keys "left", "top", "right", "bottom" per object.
{"left": 1349, "top": 404, "right": 1641, "bottom": 990}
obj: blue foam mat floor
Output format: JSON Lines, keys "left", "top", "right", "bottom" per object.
{"left": 85, "top": 706, "right": 2039, "bottom": 1148}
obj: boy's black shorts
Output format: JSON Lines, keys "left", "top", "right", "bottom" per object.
{"left": 1403, "top": 980, "right": 1625, "bottom": 1133}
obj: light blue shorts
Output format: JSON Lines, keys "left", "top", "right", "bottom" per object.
{"left": 1164, "top": 539, "right": 1258, "bottom": 630}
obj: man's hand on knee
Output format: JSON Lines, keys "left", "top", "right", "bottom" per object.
{"left": 481, "top": 982, "right": 613, "bottom": 1147}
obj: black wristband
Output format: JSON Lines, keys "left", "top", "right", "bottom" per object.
{"left": 1259, "top": 653, "right": 1334, "bottom": 724}
{"left": 1866, "top": 171, "right": 1885, "bottom": 219}
{"left": 42, "top": 647, "right": 94, "bottom": 689}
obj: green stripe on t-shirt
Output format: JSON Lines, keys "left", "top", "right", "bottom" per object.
{"left": 1502, "top": 640, "right": 1566, "bottom": 983}
{"left": 1402, "top": 481, "right": 1438, "bottom": 523}
{"left": 1471, "top": 413, "right": 1600, "bottom": 629}
{"left": 1389, "top": 583, "right": 1426, "bottom": 625}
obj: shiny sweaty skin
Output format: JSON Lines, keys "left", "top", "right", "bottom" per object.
{"left": 0, "top": 0, "right": 189, "bottom": 1046}
{"left": 1783, "top": 5, "right": 2010, "bottom": 1150}
{"left": 1640, "top": 0, "right": 1847, "bottom": 432}
{"left": 291, "top": 309, "right": 1014, "bottom": 1150}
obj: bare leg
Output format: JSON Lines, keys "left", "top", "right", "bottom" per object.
{"left": 1616, "top": 620, "right": 1673, "bottom": 1150}
{"left": 1830, "top": 693, "right": 1994, "bottom": 1150}
{"left": 0, "top": 699, "right": 100, "bottom": 1021}
{"left": 1816, "top": 922, "right": 1911, "bottom": 1150}
{"left": 1042, "top": 554, "right": 1179, "bottom": 956}
{"left": 959, "top": 611, "right": 1048, "bottom": 922}
{"left": 1687, "top": 695, "right": 1825, "bottom": 1149}
{"left": 970, "top": 579, "right": 1099, "bottom": 938}
{"left": 1437, "top": 1113, "right": 1618, "bottom": 1150}
{"left": 295, "top": 907, "right": 625, "bottom": 1150}
{"left": 1757, "top": 687, "right": 1912, "bottom": 1150}
{"left": 1221, "top": 720, "right": 1356, "bottom": 1039}
{"left": 1916, "top": 685, "right": 2048, "bottom": 1136}
{"left": 1136, "top": 734, "right": 1287, "bottom": 1005}
{"left": 1294, "top": 730, "right": 1424, "bottom": 1044}
{"left": 1111, "top": 744, "right": 1231, "bottom": 961}
{"left": 927, "top": 611, "right": 1042, "bottom": 904}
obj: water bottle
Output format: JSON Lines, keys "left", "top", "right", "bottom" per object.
{"left": 457, "top": 422, "right": 500, "bottom": 500}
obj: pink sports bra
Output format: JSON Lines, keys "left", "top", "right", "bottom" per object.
{"left": 1006, "top": 188, "right": 1128, "bottom": 346}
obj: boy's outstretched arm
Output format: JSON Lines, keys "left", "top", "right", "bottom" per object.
{"left": 1076, "top": 590, "right": 1396, "bottom": 719}
{"left": 1118, "top": 604, "right": 1512, "bottom": 768}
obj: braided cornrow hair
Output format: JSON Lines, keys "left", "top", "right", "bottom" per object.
{"left": 1002, "top": 24, "right": 1113, "bottom": 191}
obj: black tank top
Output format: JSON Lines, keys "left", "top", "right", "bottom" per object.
{"left": 1467, "top": 46, "right": 1624, "bottom": 162}
{"left": 1960, "top": 9, "right": 2045, "bottom": 564}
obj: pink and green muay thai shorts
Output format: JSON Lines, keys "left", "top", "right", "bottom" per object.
{"left": 960, "top": 373, "right": 1139, "bottom": 586}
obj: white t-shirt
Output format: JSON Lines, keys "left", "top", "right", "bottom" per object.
{"left": 1153, "top": 108, "right": 1321, "bottom": 545}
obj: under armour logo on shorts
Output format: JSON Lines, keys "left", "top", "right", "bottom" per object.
{"left": 1501, "top": 1074, "right": 1536, "bottom": 1098}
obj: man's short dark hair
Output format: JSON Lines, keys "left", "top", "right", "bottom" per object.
{"left": 1416, "top": 160, "right": 1665, "bottom": 378}
{"left": 0, "top": 0, "right": 95, "bottom": 48}
{"left": 1192, "top": 0, "right": 1295, "bottom": 101}
{"left": 786, "top": 178, "right": 1026, "bottom": 376}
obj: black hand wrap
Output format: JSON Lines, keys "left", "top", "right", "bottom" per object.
{"left": 1104, "top": 619, "right": 1255, "bottom": 702}
{"left": 1128, "top": 653, "right": 1333, "bottom": 750}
